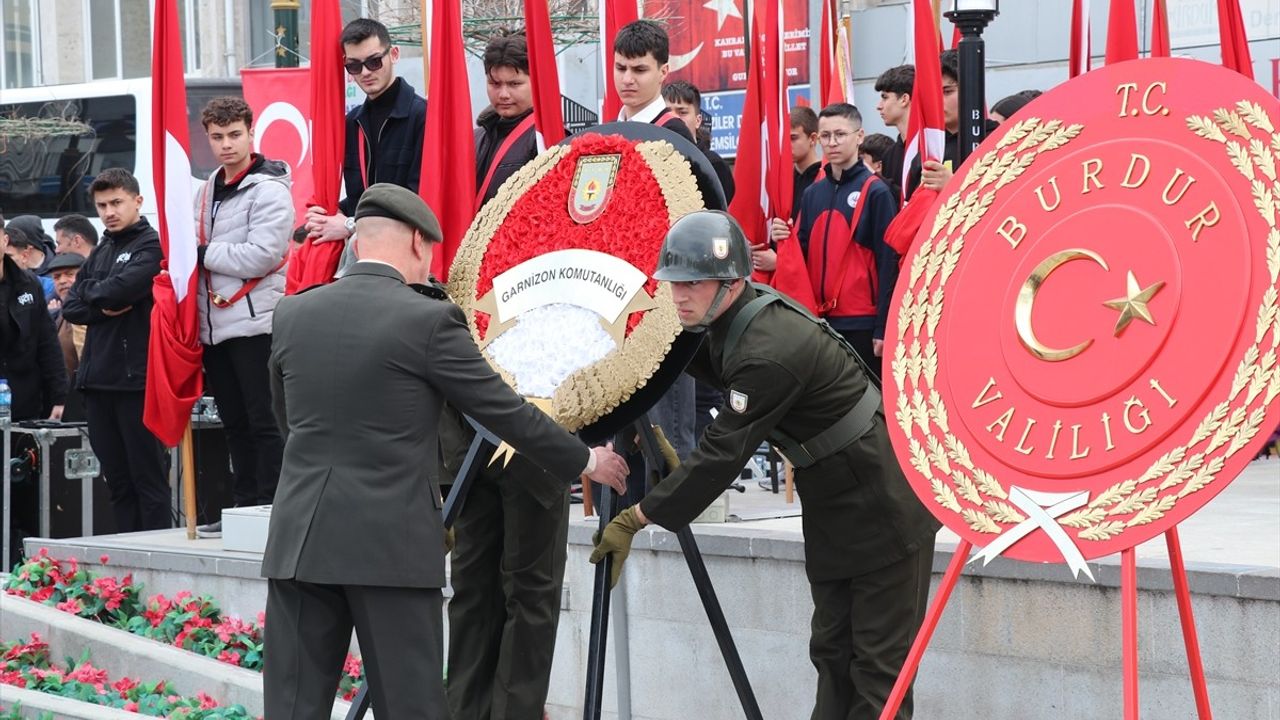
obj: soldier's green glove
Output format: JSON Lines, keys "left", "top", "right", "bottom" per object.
{"left": 588, "top": 506, "right": 646, "bottom": 589}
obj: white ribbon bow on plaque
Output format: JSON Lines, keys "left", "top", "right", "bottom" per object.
{"left": 969, "top": 486, "right": 1095, "bottom": 581}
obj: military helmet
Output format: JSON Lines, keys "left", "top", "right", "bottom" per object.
{"left": 653, "top": 210, "right": 752, "bottom": 282}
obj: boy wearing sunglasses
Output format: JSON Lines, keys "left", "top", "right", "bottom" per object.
{"left": 305, "top": 18, "right": 427, "bottom": 245}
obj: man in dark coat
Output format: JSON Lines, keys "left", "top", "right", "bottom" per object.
{"left": 261, "top": 183, "right": 629, "bottom": 719}
{"left": 61, "top": 168, "right": 167, "bottom": 533}
{"left": 592, "top": 211, "right": 939, "bottom": 720}
{"left": 303, "top": 18, "right": 428, "bottom": 245}
{"left": 0, "top": 215, "right": 66, "bottom": 422}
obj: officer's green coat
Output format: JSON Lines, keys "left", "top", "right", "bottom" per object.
{"left": 639, "top": 284, "right": 940, "bottom": 582}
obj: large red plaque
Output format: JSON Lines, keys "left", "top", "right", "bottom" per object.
{"left": 885, "top": 58, "right": 1280, "bottom": 574}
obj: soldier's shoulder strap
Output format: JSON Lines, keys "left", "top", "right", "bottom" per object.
{"left": 724, "top": 283, "right": 881, "bottom": 389}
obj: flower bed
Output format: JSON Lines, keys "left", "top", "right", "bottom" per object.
{"left": 3, "top": 551, "right": 365, "bottom": 700}
{"left": 1, "top": 633, "right": 249, "bottom": 718}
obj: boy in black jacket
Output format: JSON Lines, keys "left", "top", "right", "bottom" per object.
{"left": 62, "top": 168, "right": 168, "bottom": 533}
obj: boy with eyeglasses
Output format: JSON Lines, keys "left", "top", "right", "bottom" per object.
{"left": 770, "top": 103, "right": 899, "bottom": 376}
{"left": 304, "top": 18, "right": 427, "bottom": 245}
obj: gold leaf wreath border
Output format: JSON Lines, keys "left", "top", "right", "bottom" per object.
{"left": 892, "top": 103, "right": 1280, "bottom": 543}
{"left": 447, "top": 138, "right": 703, "bottom": 432}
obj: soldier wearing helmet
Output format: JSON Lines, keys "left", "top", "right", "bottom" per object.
{"left": 591, "top": 210, "right": 940, "bottom": 720}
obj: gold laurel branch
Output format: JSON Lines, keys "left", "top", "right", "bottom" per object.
{"left": 932, "top": 477, "right": 963, "bottom": 513}
{"left": 953, "top": 470, "right": 983, "bottom": 505}
{"left": 944, "top": 432, "right": 971, "bottom": 469}
{"left": 1089, "top": 479, "right": 1138, "bottom": 509}
{"left": 1226, "top": 407, "right": 1268, "bottom": 458}
{"left": 1178, "top": 455, "right": 1227, "bottom": 498}
{"left": 925, "top": 242, "right": 947, "bottom": 286}
{"left": 1137, "top": 445, "right": 1187, "bottom": 484}
{"left": 912, "top": 389, "right": 931, "bottom": 435}
{"left": 979, "top": 151, "right": 1018, "bottom": 189}
{"left": 1246, "top": 358, "right": 1272, "bottom": 405}
{"left": 973, "top": 467, "right": 1007, "bottom": 499}
{"left": 1189, "top": 401, "right": 1230, "bottom": 447}
{"left": 995, "top": 153, "right": 1037, "bottom": 191}
{"left": 1239, "top": 100, "right": 1276, "bottom": 133}
{"left": 907, "top": 338, "right": 925, "bottom": 387}
{"left": 962, "top": 193, "right": 997, "bottom": 234}
{"left": 1016, "top": 119, "right": 1061, "bottom": 152}
{"left": 1207, "top": 406, "right": 1248, "bottom": 454}
{"left": 909, "top": 238, "right": 932, "bottom": 289}
{"left": 960, "top": 149, "right": 999, "bottom": 192}
{"left": 1229, "top": 347, "right": 1259, "bottom": 401}
{"left": 1265, "top": 365, "right": 1280, "bottom": 404}
{"left": 911, "top": 287, "right": 931, "bottom": 337}
{"left": 908, "top": 437, "right": 931, "bottom": 476}
{"left": 1059, "top": 507, "right": 1107, "bottom": 528}
{"left": 996, "top": 117, "right": 1038, "bottom": 149}
{"left": 985, "top": 500, "right": 1026, "bottom": 524}
{"left": 1038, "top": 123, "right": 1084, "bottom": 153}
{"left": 930, "top": 194, "right": 962, "bottom": 241}
{"left": 1267, "top": 228, "right": 1280, "bottom": 284}
{"left": 1157, "top": 451, "right": 1205, "bottom": 491}
{"left": 1107, "top": 486, "right": 1158, "bottom": 516}
{"left": 1272, "top": 131, "right": 1280, "bottom": 155}
{"left": 925, "top": 289, "right": 945, "bottom": 338}
{"left": 927, "top": 434, "right": 952, "bottom": 476}
{"left": 1254, "top": 180, "right": 1276, "bottom": 227}
{"left": 1127, "top": 495, "right": 1177, "bottom": 527}
{"left": 895, "top": 291, "right": 915, "bottom": 342}
{"left": 963, "top": 508, "right": 1003, "bottom": 534}
{"left": 892, "top": 344, "right": 909, "bottom": 391}
{"left": 939, "top": 237, "right": 964, "bottom": 286}
{"left": 1079, "top": 521, "right": 1126, "bottom": 542}
{"left": 1215, "top": 108, "right": 1252, "bottom": 139}
{"left": 1251, "top": 138, "right": 1278, "bottom": 182}
{"left": 928, "top": 387, "right": 951, "bottom": 436}
{"left": 947, "top": 189, "right": 980, "bottom": 234}
{"left": 923, "top": 339, "right": 940, "bottom": 385}
{"left": 896, "top": 392, "right": 915, "bottom": 438}
{"left": 1187, "top": 115, "right": 1228, "bottom": 143}
{"left": 1227, "top": 142, "right": 1254, "bottom": 180}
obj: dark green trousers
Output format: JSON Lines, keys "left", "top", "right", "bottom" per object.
{"left": 446, "top": 456, "right": 570, "bottom": 720}
{"left": 808, "top": 544, "right": 934, "bottom": 720}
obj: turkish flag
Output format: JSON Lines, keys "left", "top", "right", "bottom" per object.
{"left": 143, "top": 0, "right": 203, "bottom": 448}
{"left": 819, "top": 0, "right": 842, "bottom": 105}
{"left": 1218, "top": 0, "right": 1254, "bottom": 79}
{"left": 1105, "top": 0, "right": 1138, "bottom": 65}
{"left": 903, "top": 0, "right": 945, "bottom": 202}
{"left": 1069, "top": 0, "right": 1091, "bottom": 78}
{"left": 1150, "top": 0, "right": 1170, "bottom": 58}
{"left": 525, "top": 0, "right": 566, "bottom": 147}
{"left": 763, "top": 0, "right": 792, "bottom": 225}
{"left": 600, "top": 0, "right": 639, "bottom": 121}
{"left": 422, "top": 0, "right": 476, "bottom": 281}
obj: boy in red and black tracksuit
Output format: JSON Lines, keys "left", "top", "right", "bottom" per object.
{"left": 795, "top": 103, "right": 900, "bottom": 377}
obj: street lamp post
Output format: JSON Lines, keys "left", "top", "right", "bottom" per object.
{"left": 944, "top": 0, "right": 999, "bottom": 166}
{"left": 271, "top": 0, "right": 301, "bottom": 68}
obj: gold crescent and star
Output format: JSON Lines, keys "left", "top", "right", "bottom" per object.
{"left": 1015, "top": 248, "right": 1166, "bottom": 362}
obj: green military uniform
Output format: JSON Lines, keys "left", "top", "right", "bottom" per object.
{"left": 444, "top": 418, "right": 570, "bottom": 720}
{"left": 620, "top": 211, "right": 940, "bottom": 720}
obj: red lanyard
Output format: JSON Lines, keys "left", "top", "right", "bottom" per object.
{"left": 198, "top": 176, "right": 287, "bottom": 309}
{"left": 817, "top": 174, "right": 880, "bottom": 314}
{"left": 475, "top": 114, "right": 537, "bottom": 210}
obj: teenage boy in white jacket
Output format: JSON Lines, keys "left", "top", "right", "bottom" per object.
{"left": 194, "top": 96, "right": 294, "bottom": 537}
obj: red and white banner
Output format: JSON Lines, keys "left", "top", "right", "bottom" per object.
{"left": 525, "top": 0, "right": 566, "bottom": 148}
{"left": 903, "top": 0, "right": 945, "bottom": 197}
{"left": 1069, "top": 0, "right": 1091, "bottom": 78}
{"left": 242, "top": 68, "right": 315, "bottom": 229}
{"left": 144, "top": 0, "right": 203, "bottom": 447}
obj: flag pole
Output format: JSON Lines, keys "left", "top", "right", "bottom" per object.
{"left": 182, "top": 422, "right": 197, "bottom": 539}
{"left": 420, "top": 0, "right": 431, "bottom": 95}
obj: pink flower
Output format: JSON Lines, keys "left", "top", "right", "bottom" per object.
{"left": 30, "top": 586, "right": 54, "bottom": 603}
{"left": 217, "top": 650, "right": 242, "bottom": 667}
{"left": 196, "top": 691, "right": 219, "bottom": 709}
{"left": 124, "top": 702, "right": 139, "bottom": 712}
{"left": 257, "top": 611, "right": 266, "bottom": 627}
{"left": 65, "top": 661, "right": 108, "bottom": 686}
{"left": 56, "top": 598, "right": 84, "bottom": 614}
{"left": 343, "top": 655, "right": 363, "bottom": 678}
{"left": 99, "top": 554, "right": 110, "bottom": 564}
{"left": 113, "top": 676, "right": 139, "bottom": 693}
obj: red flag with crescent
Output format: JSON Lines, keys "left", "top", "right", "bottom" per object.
{"left": 1104, "top": 0, "right": 1138, "bottom": 64}
{"left": 902, "top": 0, "right": 945, "bottom": 200}
{"left": 600, "top": 0, "right": 639, "bottom": 121}
{"left": 1217, "top": 0, "right": 1254, "bottom": 79}
{"left": 525, "top": 0, "right": 566, "bottom": 147}
{"left": 143, "top": 0, "right": 203, "bottom": 447}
